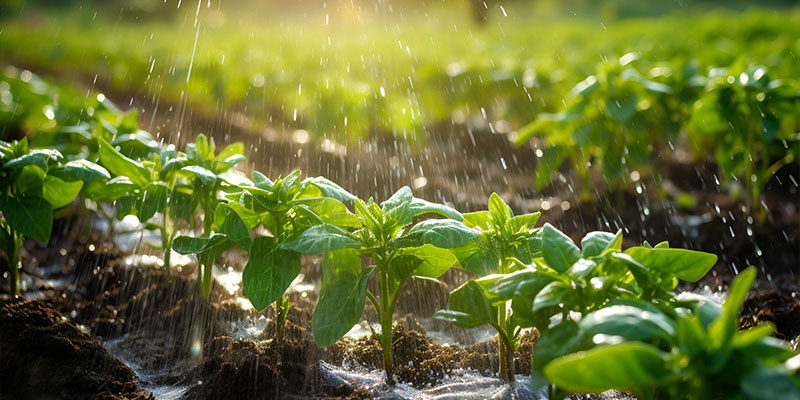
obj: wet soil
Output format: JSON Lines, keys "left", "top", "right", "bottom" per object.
{"left": 0, "top": 300, "right": 153, "bottom": 400}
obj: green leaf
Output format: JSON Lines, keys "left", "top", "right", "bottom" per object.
{"left": 215, "top": 142, "right": 244, "bottom": 162}
{"left": 4, "top": 149, "right": 61, "bottom": 170}
{"left": 392, "top": 219, "right": 480, "bottom": 249}
{"left": 409, "top": 197, "right": 463, "bottom": 221}
{"left": 138, "top": 181, "right": 170, "bottom": 222}
{"left": 182, "top": 165, "right": 217, "bottom": 187}
{"left": 488, "top": 192, "right": 512, "bottom": 228}
{"left": 544, "top": 342, "right": 673, "bottom": 393}
{"left": 42, "top": 176, "right": 82, "bottom": 209}
{"left": 486, "top": 268, "right": 555, "bottom": 301}
{"left": 532, "top": 281, "right": 572, "bottom": 312}
{"left": 47, "top": 159, "right": 110, "bottom": 182}
{"left": 85, "top": 176, "right": 139, "bottom": 201}
{"left": 625, "top": 247, "right": 717, "bottom": 282}
{"left": 452, "top": 236, "right": 499, "bottom": 276}
{"left": 581, "top": 230, "right": 621, "bottom": 258}
{"left": 531, "top": 321, "right": 589, "bottom": 389}
{"left": 434, "top": 280, "right": 496, "bottom": 328}
{"left": 252, "top": 171, "right": 274, "bottom": 191}
{"left": 305, "top": 176, "right": 356, "bottom": 202}
{"left": 172, "top": 233, "right": 229, "bottom": 256}
{"left": 506, "top": 212, "right": 540, "bottom": 234}
{"left": 579, "top": 304, "right": 677, "bottom": 342}
{"left": 242, "top": 236, "right": 301, "bottom": 311}
{"left": 400, "top": 244, "right": 457, "bottom": 278}
{"left": 97, "top": 137, "right": 149, "bottom": 187}
{"left": 741, "top": 364, "right": 800, "bottom": 400}
{"left": 280, "top": 223, "right": 361, "bottom": 254}
{"left": 710, "top": 266, "right": 757, "bottom": 348}
{"left": 313, "top": 250, "right": 373, "bottom": 347}
{"left": 2, "top": 195, "right": 52, "bottom": 242}
{"left": 214, "top": 203, "right": 252, "bottom": 250}
{"left": 381, "top": 186, "right": 413, "bottom": 228}
{"left": 293, "top": 197, "right": 360, "bottom": 228}
{"left": 541, "top": 223, "right": 580, "bottom": 273}
{"left": 462, "top": 211, "right": 493, "bottom": 231}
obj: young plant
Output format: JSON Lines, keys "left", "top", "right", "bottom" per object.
{"left": 689, "top": 64, "right": 800, "bottom": 220}
{"left": 433, "top": 193, "right": 543, "bottom": 382}
{"left": 0, "top": 138, "right": 109, "bottom": 295}
{"left": 89, "top": 137, "right": 190, "bottom": 278}
{"left": 544, "top": 266, "right": 800, "bottom": 399}
{"left": 172, "top": 202, "right": 252, "bottom": 297}
{"left": 435, "top": 220, "right": 717, "bottom": 389}
{"left": 514, "top": 53, "right": 676, "bottom": 195}
{"left": 281, "top": 186, "right": 477, "bottom": 380}
{"left": 171, "top": 133, "right": 246, "bottom": 296}
{"left": 230, "top": 169, "right": 357, "bottom": 340}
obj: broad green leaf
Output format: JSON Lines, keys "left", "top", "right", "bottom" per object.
{"left": 172, "top": 233, "right": 228, "bottom": 255}
{"left": 42, "top": 176, "right": 82, "bottom": 209}
{"left": 531, "top": 321, "right": 590, "bottom": 389}
{"left": 225, "top": 201, "right": 260, "bottom": 230}
{"left": 97, "top": 137, "right": 149, "bottom": 187}
{"left": 625, "top": 247, "right": 717, "bottom": 282}
{"left": 14, "top": 165, "right": 45, "bottom": 197}
{"left": 488, "top": 193, "right": 512, "bottom": 228}
{"left": 740, "top": 364, "right": 800, "bottom": 400}
{"left": 47, "top": 159, "right": 110, "bottom": 182}
{"left": 532, "top": 281, "right": 572, "bottom": 312}
{"left": 506, "top": 212, "right": 540, "bottom": 234}
{"left": 305, "top": 176, "right": 356, "bottom": 202}
{"left": 579, "top": 304, "right": 677, "bottom": 342}
{"left": 400, "top": 244, "right": 457, "bottom": 278}
{"left": 452, "top": 236, "right": 499, "bottom": 276}
{"left": 408, "top": 197, "right": 463, "bottom": 221}
{"left": 4, "top": 149, "right": 61, "bottom": 170}
{"left": 215, "top": 142, "right": 244, "bottom": 162}
{"left": 182, "top": 165, "right": 217, "bottom": 187}
{"left": 313, "top": 252, "right": 373, "bottom": 347}
{"left": 85, "top": 176, "right": 139, "bottom": 201}
{"left": 293, "top": 197, "right": 360, "bottom": 228}
{"left": 462, "top": 211, "right": 493, "bottom": 231}
{"left": 280, "top": 223, "right": 360, "bottom": 254}
{"left": 710, "top": 266, "right": 756, "bottom": 348}
{"left": 486, "top": 269, "right": 555, "bottom": 301}
{"left": 392, "top": 219, "right": 480, "bottom": 249}
{"left": 138, "top": 181, "right": 169, "bottom": 222}
{"left": 581, "top": 230, "right": 621, "bottom": 258}
{"left": 2, "top": 196, "right": 52, "bottom": 242}
{"left": 252, "top": 171, "right": 274, "bottom": 191}
{"left": 434, "top": 280, "right": 496, "bottom": 328}
{"left": 544, "top": 342, "right": 673, "bottom": 393}
{"left": 567, "top": 258, "right": 599, "bottom": 281}
{"left": 242, "top": 236, "right": 301, "bottom": 311}
{"left": 214, "top": 203, "right": 252, "bottom": 250}
{"left": 541, "top": 223, "right": 580, "bottom": 273}
{"left": 381, "top": 186, "right": 413, "bottom": 228}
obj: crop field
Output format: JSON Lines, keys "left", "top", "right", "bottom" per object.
{"left": 0, "top": 1, "right": 798, "bottom": 399}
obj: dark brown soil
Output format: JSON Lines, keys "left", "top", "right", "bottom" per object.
{"left": 739, "top": 290, "right": 800, "bottom": 343}
{"left": 0, "top": 300, "right": 153, "bottom": 400}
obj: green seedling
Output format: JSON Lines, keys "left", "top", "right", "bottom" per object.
{"left": 689, "top": 64, "right": 800, "bottom": 220}
{"left": 0, "top": 138, "right": 109, "bottom": 295}
{"left": 172, "top": 202, "right": 252, "bottom": 297}
{"left": 282, "top": 186, "right": 477, "bottom": 381}
{"left": 230, "top": 169, "right": 357, "bottom": 340}
{"left": 89, "top": 137, "right": 192, "bottom": 278}
{"left": 514, "top": 54, "right": 676, "bottom": 195}
{"left": 433, "top": 193, "right": 542, "bottom": 382}
{"left": 545, "top": 266, "right": 800, "bottom": 399}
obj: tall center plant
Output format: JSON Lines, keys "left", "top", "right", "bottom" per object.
{"left": 434, "top": 193, "right": 542, "bottom": 382}
{"left": 281, "top": 186, "right": 478, "bottom": 380}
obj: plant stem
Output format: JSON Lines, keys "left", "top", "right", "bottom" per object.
{"left": 496, "top": 253, "right": 515, "bottom": 382}
{"left": 378, "top": 268, "right": 394, "bottom": 382}
{"left": 7, "top": 230, "right": 22, "bottom": 296}
{"left": 274, "top": 296, "right": 290, "bottom": 341}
